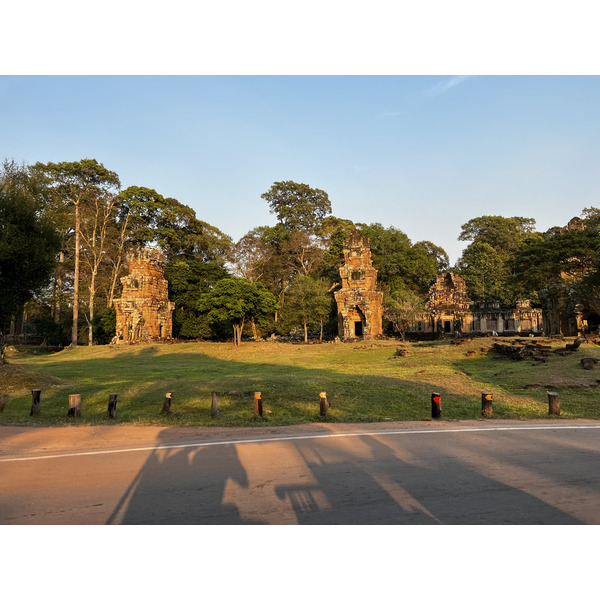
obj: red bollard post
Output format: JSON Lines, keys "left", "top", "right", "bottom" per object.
{"left": 431, "top": 392, "right": 441, "bottom": 419}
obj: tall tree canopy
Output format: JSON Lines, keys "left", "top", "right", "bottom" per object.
{"left": 33, "top": 159, "right": 121, "bottom": 345}
{"left": 357, "top": 223, "right": 441, "bottom": 294}
{"left": 512, "top": 210, "right": 600, "bottom": 302}
{"left": 0, "top": 161, "right": 61, "bottom": 332}
{"left": 458, "top": 215, "right": 536, "bottom": 255}
{"left": 261, "top": 181, "right": 331, "bottom": 232}
{"left": 118, "top": 186, "right": 232, "bottom": 263}
{"left": 457, "top": 215, "right": 538, "bottom": 305}
{"left": 456, "top": 241, "right": 508, "bottom": 303}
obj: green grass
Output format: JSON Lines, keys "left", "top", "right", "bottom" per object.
{"left": 2, "top": 336, "right": 600, "bottom": 427}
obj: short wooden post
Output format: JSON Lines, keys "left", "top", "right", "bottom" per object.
{"left": 481, "top": 392, "right": 493, "bottom": 417}
{"left": 211, "top": 391, "right": 219, "bottom": 418}
{"left": 108, "top": 393, "right": 118, "bottom": 419}
{"left": 548, "top": 391, "right": 560, "bottom": 416}
{"left": 0, "top": 394, "right": 9, "bottom": 413}
{"left": 30, "top": 389, "right": 42, "bottom": 416}
{"left": 319, "top": 391, "right": 329, "bottom": 417}
{"left": 431, "top": 392, "right": 441, "bottom": 419}
{"left": 254, "top": 392, "right": 263, "bottom": 417}
{"left": 67, "top": 394, "right": 81, "bottom": 417}
{"left": 162, "top": 392, "right": 172, "bottom": 414}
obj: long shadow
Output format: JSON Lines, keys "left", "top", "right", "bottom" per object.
{"left": 106, "top": 429, "right": 257, "bottom": 524}
{"left": 106, "top": 424, "right": 593, "bottom": 524}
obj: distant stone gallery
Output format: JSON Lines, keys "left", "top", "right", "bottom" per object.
{"left": 333, "top": 233, "right": 589, "bottom": 340}
{"left": 413, "top": 272, "right": 544, "bottom": 336}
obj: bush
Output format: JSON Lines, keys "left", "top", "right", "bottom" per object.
{"left": 92, "top": 307, "right": 116, "bottom": 344}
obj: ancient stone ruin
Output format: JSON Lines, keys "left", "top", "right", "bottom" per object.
{"left": 113, "top": 248, "right": 175, "bottom": 343}
{"left": 334, "top": 231, "right": 383, "bottom": 340}
{"left": 424, "top": 272, "right": 472, "bottom": 335}
{"left": 412, "top": 272, "right": 544, "bottom": 336}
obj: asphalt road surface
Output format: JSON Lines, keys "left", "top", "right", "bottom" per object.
{"left": 1, "top": 420, "right": 599, "bottom": 524}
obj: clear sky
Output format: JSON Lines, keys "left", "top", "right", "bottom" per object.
{"left": 2, "top": 74, "right": 599, "bottom": 264}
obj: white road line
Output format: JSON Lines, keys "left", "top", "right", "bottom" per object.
{"left": 0, "top": 423, "right": 599, "bottom": 463}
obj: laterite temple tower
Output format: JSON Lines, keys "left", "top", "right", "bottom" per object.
{"left": 334, "top": 231, "right": 383, "bottom": 340}
{"left": 113, "top": 248, "right": 175, "bottom": 343}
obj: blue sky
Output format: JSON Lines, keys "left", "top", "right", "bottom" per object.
{"left": 2, "top": 75, "right": 599, "bottom": 264}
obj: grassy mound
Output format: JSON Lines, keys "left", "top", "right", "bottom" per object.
{"left": 1, "top": 337, "right": 599, "bottom": 427}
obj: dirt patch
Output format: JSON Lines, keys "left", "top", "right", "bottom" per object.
{"left": 523, "top": 383, "right": 600, "bottom": 390}
{"left": 0, "top": 364, "right": 68, "bottom": 395}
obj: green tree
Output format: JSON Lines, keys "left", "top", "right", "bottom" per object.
{"left": 118, "top": 186, "right": 232, "bottom": 263}
{"left": 91, "top": 306, "right": 117, "bottom": 345}
{"left": 32, "top": 159, "right": 121, "bottom": 346}
{"left": 279, "top": 275, "right": 333, "bottom": 343}
{"left": 198, "top": 277, "right": 278, "bottom": 346}
{"left": 358, "top": 223, "right": 440, "bottom": 294}
{"left": 457, "top": 241, "right": 508, "bottom": 303}
{"left": 413, "top": 240, "right": 450, "bottom": 272}
{"left": 512, "top": 210, "right": 600, "bottom": 305}
{"left": 261, "top": 180, "right": 331, "bottom": 232}
{"left": 383, "top": 289, "right": 425, "bottom": 340}
{"left": 457, "top": 215, "right": 538, "bottom": 305}
{"left": 317, "top": 216, "right": 357, "bottom": 282}
{"left": 164, "top": 259, "right": 229, "bottom": 339}
{"left": 0, "top": 161, "right": 61, "bottom": 341}
{"left": 458, "top": 215, "right": 537, "bottom": 255}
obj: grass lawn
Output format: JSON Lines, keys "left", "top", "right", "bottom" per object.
{"left": 1, "top": 336, "right": 600, "bottom": 427}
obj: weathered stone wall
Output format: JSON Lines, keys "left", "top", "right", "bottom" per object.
{"left": 113, "top": 247, "right": 175, "bottom": 343}
{"left": 334, "top": 231, "right": 383, "bottom": 340}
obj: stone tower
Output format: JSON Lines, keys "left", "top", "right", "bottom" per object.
{"left": 334, "top": 231, "right": 383, "bottom": 340}
{"left": 113, "top": 248, "right": 175, "bottom": 343}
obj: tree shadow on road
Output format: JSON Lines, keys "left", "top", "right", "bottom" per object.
{"left": 105, "top": 430, "right": 258, "bottom": 524}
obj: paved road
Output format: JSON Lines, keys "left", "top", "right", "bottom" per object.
{"left": 1, "top": 420, "right": 599, "bottom": 524}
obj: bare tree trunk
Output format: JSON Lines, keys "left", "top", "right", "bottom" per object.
{"left": 304, "top": 321, "right": 308, "bottom": 344}
{"left": 54, "top": 251, "right": 64, "bottom": 323}
{"left": 107, "top": 212, "right": 129, "bottom": 307}
{"left": 72, "top": 202, "right": 80, "bottom": 347}
{"left": 88, "top": 282, "right": 95, "bottom": 346}
{"left": 233, "top": 323, "right": 244, "bottom": 347}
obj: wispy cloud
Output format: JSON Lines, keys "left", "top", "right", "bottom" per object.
{"left": 425, "top": 75, "right": 472, "bottom": 97}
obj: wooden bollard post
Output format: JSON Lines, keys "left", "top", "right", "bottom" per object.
{"left": 481, "top": 392, "right": 493, "bottom": 417}
{"left": 431, "top": 392, "right": 441, "bottom": 419}
{"left": 108, "top": 393, "right": 118, "bottom": 419}
{"left": 67, "top": 394, "right": 81, "bottom": 417}
{"left": 30, "top": 389, "right": 42, "bottom": 416}
{"left": 162, "top": 392, "right": 172, "bottom": 414}
{"left": 548, "top": 391, "right": 560, "bottom": 416}
{"left": 0, "top": 394, "right": 9, "bottom": 413}
{"left": 319, "top": 391, "right": 329, "bottom": 417}
{"left": 211, "top": 391, "right": 219, "bottom": 418}
{"left": 254, "top": 392, "right": 263, "bottom": 417}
